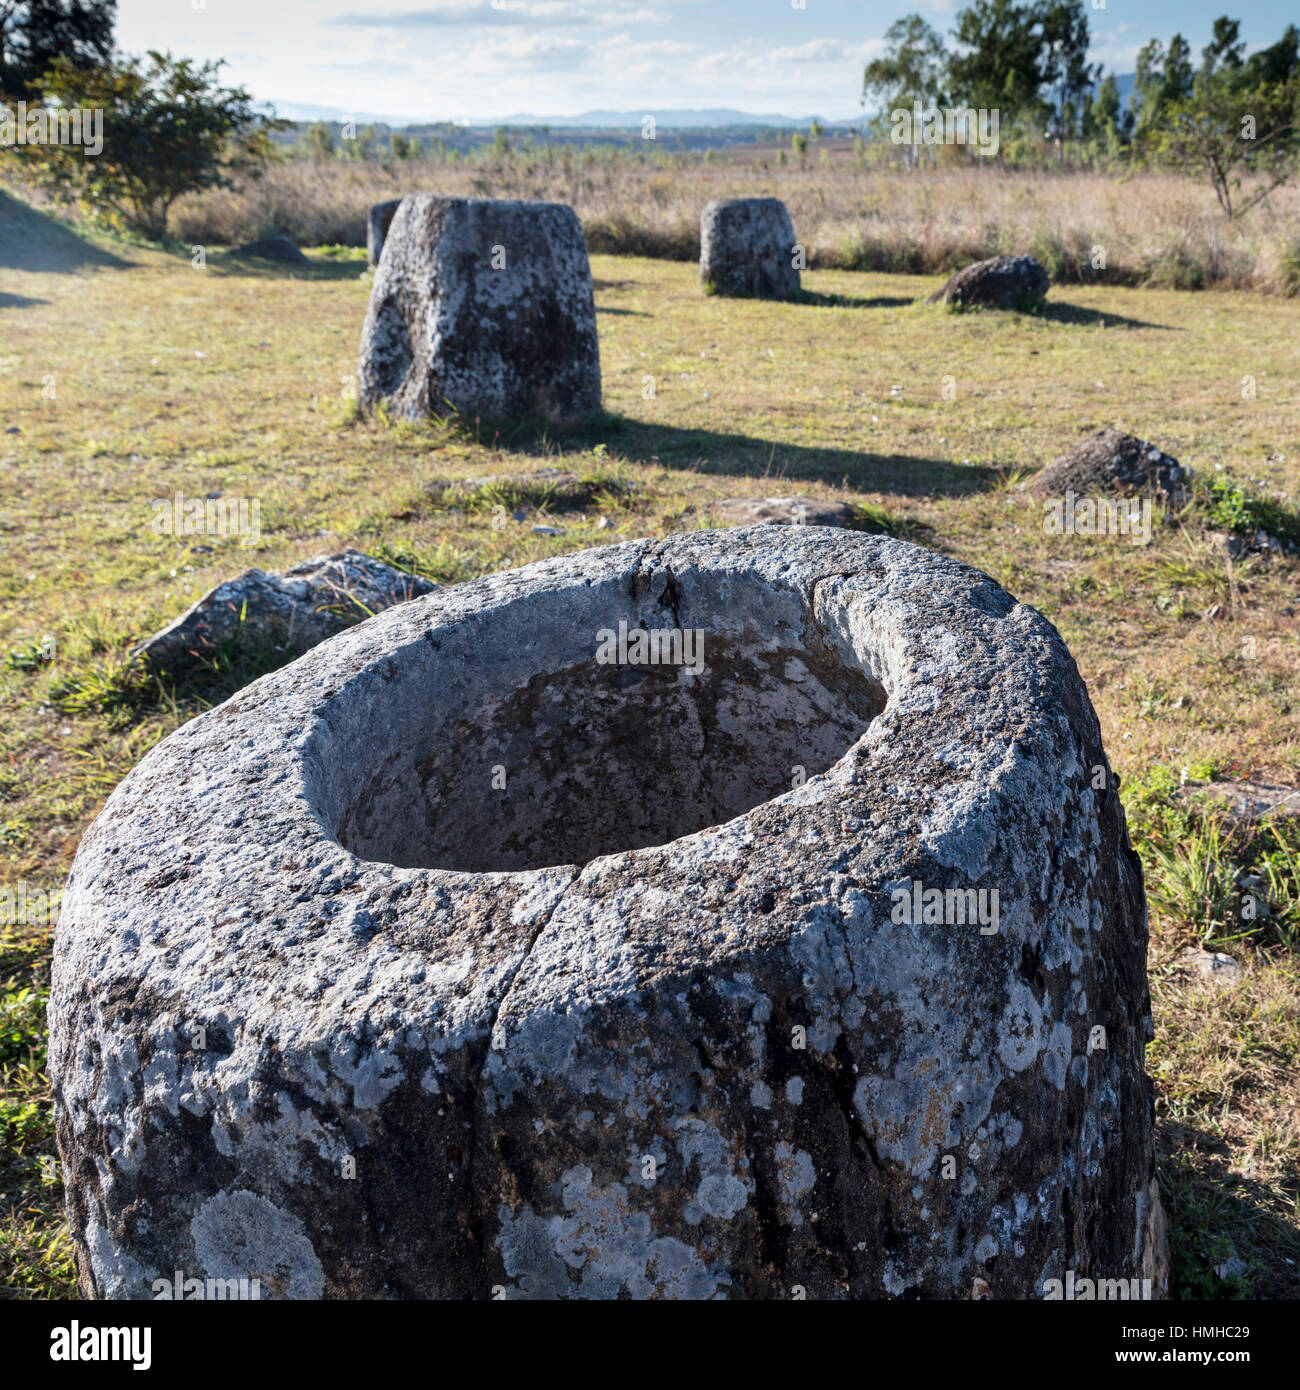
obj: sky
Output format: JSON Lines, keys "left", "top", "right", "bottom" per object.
{"left": 114, "top": 0, "right": 1300, "bottom": 123}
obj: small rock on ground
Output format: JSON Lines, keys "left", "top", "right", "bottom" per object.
{"left": 133, "top": 549, "right": 436, "bottom": 675}
{"left": 232, "top": 233, "right": 307, "bottom": 264}
{"left": 1024, "top": 426, "right": 1189, "bottom": 504}
{"left": 1178, "top": 948, "right": 1244, "bottom": 987}
{"left": 1179, "top": 779, "right": 1300, "bottom": 822}
{"left": 927, "top": 253, "right": 1049, "bottom": 309}
{"left": 710, "top": 496, "right": 857, "bottom": 527}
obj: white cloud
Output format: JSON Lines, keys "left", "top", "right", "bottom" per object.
{"left": 769, "top": 39, "right": 849, "bottom": 63}
{"left": 327, "top": 0, "right": 669, "bottom": 27}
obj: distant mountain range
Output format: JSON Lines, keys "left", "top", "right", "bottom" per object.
{"left": 267, "top": 84, "right": 1138, "bottom": 132}
{"left": 264, "top": 102, "right": 873, "bottom": 130}
{"left": 485, "top": 109, "right": 871, "bottom": 130}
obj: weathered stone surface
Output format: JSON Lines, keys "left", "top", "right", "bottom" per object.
{"left": 232, "top": 233, "right": 306, "bottom": 264}
{"left": 358, "top": 195, "right": 602, "bottom": 424}
{"left": 367, "top": 198, "right": 403, "bottom": 268}
{"left": 1178, "top": 948, "right": 1244, "bottom": 987}
{"left": 700, "top": 198, "right": 801, "bottom": 300}
{"left": 1206, "top": 528, "right": 1290, "bottom": 559}
{"left": 927, "top": 254, "right": 1049, "bottom": 310}
{"left": 53, "top": 527, "right": 1162, "bottom": 1300}
{"left": 1025, "top": 426, "right": 1189, "bottom": 504}
{"left": 710, "top": 496, "right": 857, "bottom": 528}
{"left": 132, "top": 549, "right": 436, "bottom": 675}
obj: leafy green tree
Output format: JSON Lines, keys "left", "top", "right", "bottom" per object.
{"left": 862, "top": 13, "right": 949, "bottom": 116}
{"left": 1246, "top": 22, "right": 1299, "bottom": 87}
{"left": 23, "top": 50, "right": 282, "bottom": 240}
{"left": 1201, "top": 16, "right": 1244, "bottom": 77}
{"left": 791, "top": 130, "right": 807, "bottom": 166}
{"left": 1132, "top": 34, "right": 1195, "bottom": 138}
{"left": 947, "top": 0, "right": 1047, "bottom": 122}
{"left": 1039, "top": 0, "right": 1096, "bottom": 149}
{"left": 1082, "top": 70, "right": 1124, "bottom": 151}
{"left": 0, "top": 0, "right": 114, "bottom": 98}
{"left": 808, "top": 117, "right": 823, "bottom": 140}
{"left": 1147, "top": 22, "right": 1300, "bottom": 217}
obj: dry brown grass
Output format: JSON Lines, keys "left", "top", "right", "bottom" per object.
{"left": 168, "top": 152, "right": 1300, "bottom": 294}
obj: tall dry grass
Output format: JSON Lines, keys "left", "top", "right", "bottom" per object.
{"left": 173, "top": 151, "right": 1300, "bottom": 294}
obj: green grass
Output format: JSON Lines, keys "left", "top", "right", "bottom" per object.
{"left": 1, "top": 224, "right": 1298, "bottom": 1299}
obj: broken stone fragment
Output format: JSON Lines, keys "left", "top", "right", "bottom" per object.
{"left": 54, "top": 527, "right": 1163, "bottom": 1299}
{"left": 1178, "top": 949, "right": 1244, "bottom": 987}
{"left": 1024, "top": 426, "right": 1189, "bottom": 505}
{"left": 927, "top": 254, "right": 1050, "bottom": 309}
{"left": 709, "top": 496, "right": 857, "bottom": 528}
{"left": 131, "top": 549, "right": 436, "bottom": 675}
{"left": 232, "top": 232, "right": 306, "bottom": 264}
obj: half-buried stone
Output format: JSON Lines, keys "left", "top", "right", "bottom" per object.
{"left": 700, "top": 197, "right": 801, "bottom": 300}
{"left": 358, "top": 194, "right": 601, "bottom": 425}
{"left": 50, "top": 527, "right": 1166, "bottom": 1299}
{"left": 927, "top": 253, "right": 1050, "bottom": 310}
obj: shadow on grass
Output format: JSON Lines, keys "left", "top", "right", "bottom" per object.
{"left": 468, "top": 411, "right": 997, "bottom": 499}
{"left": 206, "top": 251, "right": 368, "bottom": 282}
{"left": 50, "top": 627, "right": 305, "bottom": 729}
{"left": 0, "top": 191, "right": 128, "bottom": 273}
{"left": 0, "top": 291, "right": 49, "bottom": 308}
{"left": 1040, "top": 300, "right": 1176, "bottom": 331}
{"left": 1159, "top": 1122, "right": 1300, "bottom": 1300}
{"left": 795, "top": 290, "right": 915, "bottom": 309}
{"left": 921, "top": 294, "right": 1174, "bottom": 331}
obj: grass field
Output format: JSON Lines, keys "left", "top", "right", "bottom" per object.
{"left": 1, "top": 204, "right": 1298, "bottom": 1298}
{"left": 155, "top": 155, "right": 1300, "bottom": 295}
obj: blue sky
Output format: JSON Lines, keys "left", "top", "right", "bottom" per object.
{"left": 115, "top": 1, "right": 1300, "bottom": 122}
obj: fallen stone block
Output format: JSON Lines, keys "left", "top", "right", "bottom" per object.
{"left": 928, "top": 254, "right": 1049, "bottom": 310}
{"left": 132, "top": 549, "right": 436, "bottom": 675}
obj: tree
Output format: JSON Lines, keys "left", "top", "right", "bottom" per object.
{"left": 0, "top": 0, "right": 113, "bottom": 97}
{"left": 791, "top": 131, "right": 807, "bottom": 166}
{"left": 1132, "top": 34, "right": 1195, "bottom": 137}
{"left": 947, "top": 0, "right": 1047, "bottom": 122}
{"left": 1201, "top": 16, "right": 1244, "bottom": 77}
{"left": 301, "top": 120, "right": 335, "bottom": 159}
{"left": 1246, "top": 23, "right": 1299, "bottom": 88}
{"left": 1039, "top": 0, "right": 1096, "bottom": 151}
{"left": 808, "top": 117, "right": 823, "bottom": 140}
{"left": 1147, "top": 22, "right": 1300, "bottom": 217}
{"left": 862, "top": 14, "right": 949, "bottom": 116}
{"left": 1083, "top": 70, "right": 1124, "bottom": 151}
{"left": 23, "top": 50, "right": 282, "bottom": 240}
